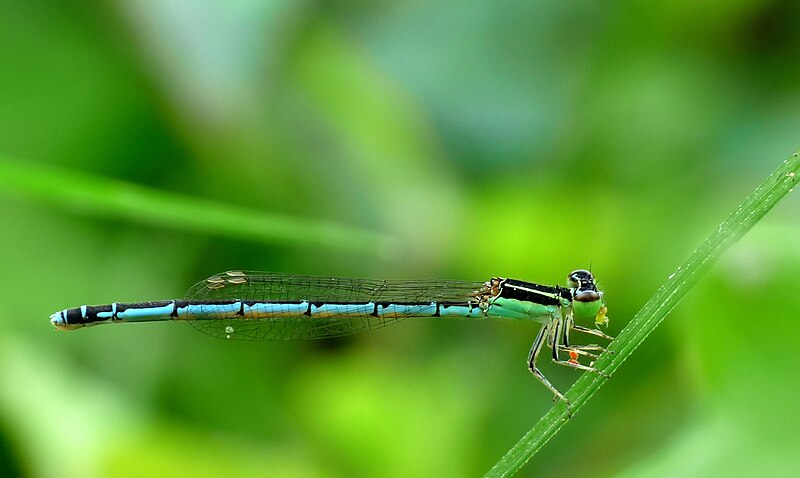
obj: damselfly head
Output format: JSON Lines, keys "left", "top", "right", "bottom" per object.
{"left": 568, "top": 269, "right": 607, "bottom": 324}
{"left": 569, "top": 269, "right": 601, "bottom": 302}
{"left": 568, "top": 269, "right": 596, "bottom": 292}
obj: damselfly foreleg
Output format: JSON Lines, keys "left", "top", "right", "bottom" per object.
{"left": 571, "top": 324, "right": 614, "bottom": 341}
{"left": 558, "top": 346, "right": 600, "bottom": 359}
{"left": 558, "top": 344, "right": 611, "bottom": 359}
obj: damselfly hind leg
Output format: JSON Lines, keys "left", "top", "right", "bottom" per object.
{"left": 528, "top": 321, "right": 572, "bottom": 416}
{"left": 551, "top": 355, "right": 611, "bottom": 378}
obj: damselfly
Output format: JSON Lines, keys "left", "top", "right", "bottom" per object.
{"left": 50, "top": 269, "right": 613, "bottom": 404}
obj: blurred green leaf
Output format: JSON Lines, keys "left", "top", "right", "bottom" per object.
{"left": 0, "top": 155, "right": 397, "bottom": 257}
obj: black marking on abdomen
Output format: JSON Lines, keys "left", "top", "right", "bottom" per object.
{"left": 66, "top": 307, "right": 84, "bottom": 325}
{"left": 82, "top": 304, "right": 114, "bottom": 324}
{"left": 115, "top": 300, "right": 176, "bottom": 311}
{"left": 172, "top": 300, "right": 191, "bottom": 315}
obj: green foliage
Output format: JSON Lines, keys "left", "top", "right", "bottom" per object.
{"left": 0, "top": 157, "right": 395, "bottom": 256}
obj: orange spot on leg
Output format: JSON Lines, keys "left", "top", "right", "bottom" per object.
{"left": 568, "top": 350, "right": 580, "bottom": 365}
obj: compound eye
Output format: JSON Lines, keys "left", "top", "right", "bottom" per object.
{"left": 567, "top": 270, "right": 583, "bottom": 287}
{"left": 567, "top": 269, "right": 594, "bottom": 288}
{"left": 568, "top": 276, "right": 578, "bottom": 287}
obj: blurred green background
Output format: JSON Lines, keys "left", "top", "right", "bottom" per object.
{"left": 1, "top": 1, "right": 799, "bottom": 477}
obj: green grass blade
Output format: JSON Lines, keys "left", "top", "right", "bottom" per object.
{"left": 484, "top": 151, "right": 800, "bottom": 478}
{"left": 0, "top": 156, "right": 397, "bottom": 257}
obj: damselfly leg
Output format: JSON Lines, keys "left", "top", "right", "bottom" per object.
{"left": 572, "top": 324, "right": 614, "bottom": 341}
{"left": 559, "top": 316, "right": 613, "bottom": 358}
{"left": 527, "top": 311, "right": 614, "bottom": 412}
{"left": 549, "top": 313, "right": 609, "bottom": 376}
{"left": 527, "top": 320, "right": 570, "bottom": 408}
{"left": 558, "top": 346, "right": 601, "bottom": 360}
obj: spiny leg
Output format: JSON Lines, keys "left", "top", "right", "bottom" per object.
{"left": 552, "top": 355, "right": 610, "bottom": 377}
{"left": 562, "top": 344, "right": 608, "bottom": 352}
{"left": 562, "top": 315, "right": 612, "bottom": 356}
{"left": 559, "top": 344, "right": 609, "bottom": 357}
{"left": 558, "top": 346, "right": 599, "bottom": 360}
{"left": 572, "top": 324, "right": 615, "bottom": 342}
{"left": 564, "top": 344, "right": 608, "bottom": 351}
{"left": 528, "top": 321, "right": 570, "bottom": 411}
{"left": 556, "top": 313, "right": 607, "bottom": 356}
{"left": 551, "top": 315, "right": 610, "bottom": 378}
{"left": 551, "top": 312, "right": 583, "bottom": 362}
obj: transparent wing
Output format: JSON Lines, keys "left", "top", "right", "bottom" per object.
{"left": 185, "top": 271, "right": 484, "bottom": 341}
